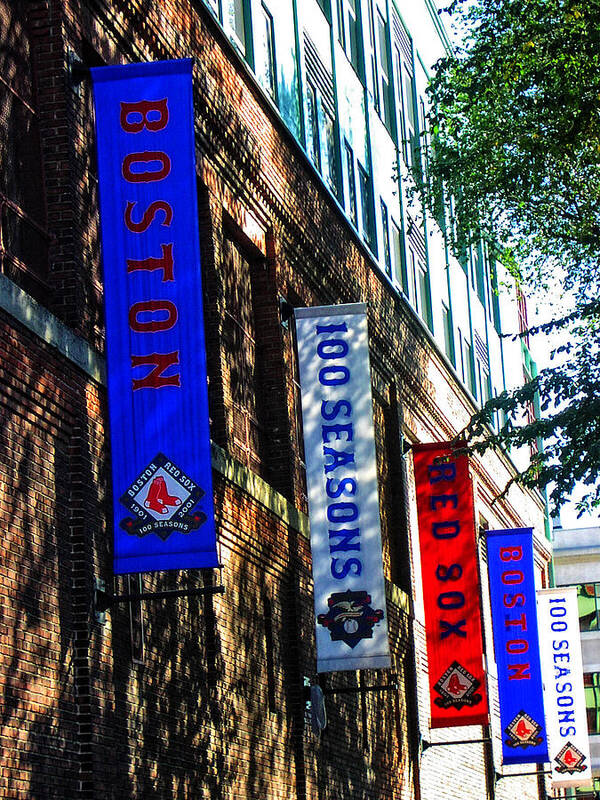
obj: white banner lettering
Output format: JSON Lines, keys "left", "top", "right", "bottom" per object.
{"left": 295, "top": 304, "right": 390, "bottom": 673}
{"left": 537, "top": 587, "right": 592, "bottom": 789}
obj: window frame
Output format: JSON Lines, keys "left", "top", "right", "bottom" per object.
{"left": 257, "top": 3, "right": 277, "bottom": 102}
{"left": 375, "top": 9, "right": 394, "bottom": 132}
{"left": 380, "top": 198, "right": 391, "bottom": 277}
{"left": 344, "top": 141, "right": 358, "bottom": 227}
{"left": 358, "top": 163, "right": 376, "bottom": 251}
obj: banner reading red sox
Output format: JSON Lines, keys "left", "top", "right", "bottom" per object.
{"left": 295, "top": 304, "right": 390, "bottom": 673}
{"left": 91, "top": 60, "right": 218, "bottom": 574}
{"left": 537, "top": 588, "right": 592, "bottom": 789}
{"left": 487, "top": 528, "right": 548, "bottom": 764}
{"left": 413, "top": 443, "right": 488, "bottom": 728}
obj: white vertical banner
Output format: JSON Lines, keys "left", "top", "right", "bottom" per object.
{"left": 295, "top": 304, "right": 391, "bottom": 673}
{"left": 537, "top": 587, "right": 593, "bottom": 789}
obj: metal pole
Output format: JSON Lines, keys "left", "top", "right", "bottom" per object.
{"left": 495, "top": 770, "right": 551, "bottom": 779}
{"left": 421, "top": 738, "right": 492, "bottom": 751}
{"left": 321, "top": 682, "right": 399, "bottom": 696}
{"left": 95, "top": 584, "right": 225, "bottom": 613}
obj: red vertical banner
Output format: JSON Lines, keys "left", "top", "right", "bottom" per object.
{"left": 413, "top": 442, "right": 489, "bottom": 728}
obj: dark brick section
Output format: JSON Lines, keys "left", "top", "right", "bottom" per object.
{"left": 0, "top": 2, "right": 545, "bottom": 800}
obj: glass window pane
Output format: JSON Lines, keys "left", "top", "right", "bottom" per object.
{"left": 345, "top": 142, "right": 357, "bottom": 226}
{"left": 380, "top": 199, "right": 391, "bottom": 277}
{"left": 584, "top": 672, "right": 600, "bottom": 735}
{"left": 578, "top": 583, "right": 599, "bottom": 631}
{"left": 306, "top": 84, "right": 321, "bottom": 170}
{"left": 258, "top": 5, "right": 277, "bottom": 100}
{"left": 359, "top": 166, "right": 374, "bottom": 249}
{"left": 391, "top": 221, "right": 405, "bottom": 291}
{"left": 337, "top": 0, "right": 346, "bottom": 47}
{"left": 377, "top": 13, "right": 393, "bottom": 129}
{"left": 225, "top": 0, "right": 246, "bottom": 51}
{"left": 417, "top": 265, "right": 432, "bottom": 329}
{"left": 322, "top": 110, "right": 339, "bottom": 195}
{"left": 348, "top": 6, "right": 360, "bottom": 73}
{"left": 442, "top": 304, "right": 455, "bottom": 366}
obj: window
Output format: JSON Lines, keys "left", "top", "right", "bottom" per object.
{"left": 481, "top": 366, "right": 491, "bottom": 405}
{"left": 376, "top": 11, "right": 393, "bottom": 131}
{"left": 304, "top": 34, "right": 340, "bottom": 197}
{"left": 406, "top": 244, "right": 432, "bottom": 329}
{"left": 442, "top": 303, "right": 455, "bottom": 366}
{"left": 396, "top": 53, "right": 417, "bottom": 167}
{"left": 457, "top": 328, "right": 465, "bottom": 382}
{"left": 0, "top": 1, "right": 49, "bottom": 295}
{"left": 577, "top": 583, "right": 600, "bottom": 631}
{"left": 471, "top": 243, "right": 486, "bottom": 303}
{"left": 372, "top": 385, "right": 411, "bottom": 591}
{"left": 222, "top": 229, "right": 270, "bottom": 478}
{"left": 391, "top": 220, "right": 405, "bottom": 291}
{"left": 366, "top": 0, "right": 378, "bottom": 108}
{"left": 306, "top": 82, "right": 321, "bottom": 171}
{"left": 380, "top": 199, "right": 391, "bottom": 277}
{"left": 337, "top": 0, "right": 361, "bottom": 75}
{"left": 224, "top": 0, "right": 248, "bottom": 55}
{"left": 464, "top": 339, "right": 476, "bottom": 396}
{"left": 345, "top": 142, "right": 358, "bottom": 226}
{"left": 416, "top": 261, "right": 432, "bottom": 330}
{"left": 358, "top": 165, "right": 375, "bottom": 250}
{"left": 322, "top": 110, "right": 339, "bottom": 196}
{"left": 257, "top": 4, "right": 277, "bottom": 100}
{"left": 584, "top": 673, "right": 600, "bottom": 735}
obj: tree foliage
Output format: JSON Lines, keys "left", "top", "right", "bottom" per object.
{"left": 420, "top": 0, "right": 600, "bottom": 514}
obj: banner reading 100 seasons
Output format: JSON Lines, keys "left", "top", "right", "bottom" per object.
{"left": 537, "top": 587, "right": 592, "bottom": 789}
{"left": 91, "top": 60, "right": 218, "bottom": 574}
{"left": 295, "top": 304, "right": 390, "bottom": 673}
{"left": 487, "top": 528, "right": 548, "bottom": 764}
{"left": 413, "top": 442, "right": 489, "bottom": 728}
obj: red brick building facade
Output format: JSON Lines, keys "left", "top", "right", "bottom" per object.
{"left": 0, "top": 1, "right": 549, "bottom": 799}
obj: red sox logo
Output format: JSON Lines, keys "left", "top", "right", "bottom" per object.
{"left": 433, "top": 661, "right": 482, "bottom": 709}
{"left": 120, "top": 452, "right": 206, "bottom": 540}
{"left": 504, "top": 711, "right": 544, "bottom": 748}
{"left": 554, "top": 742, "right": 587, "bottom": 774}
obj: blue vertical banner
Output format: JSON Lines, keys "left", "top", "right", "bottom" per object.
{"left": 91, "top": 60, "right": 218, "bottom": 574}
{"left": 487, "top": 528, "right": 548, "bottom": 764}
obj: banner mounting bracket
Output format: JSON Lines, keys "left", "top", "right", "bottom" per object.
{"left": 94, "top": 580, "right": 225, "bottom": 615}
{"left": 310, "top": 674, "right": 399, "bottom": 698}
{"left": 421, "top": 738, "right": 491, "bottom": 752}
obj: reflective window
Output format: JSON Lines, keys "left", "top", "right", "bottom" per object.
{"left": 442, "top": 303, "right": 455, "bottom": 366}
{"left": 380, "top": 199, "right": 391, "bottom": 277}
{"left": 345, "top": 142, "right": 358, "bottom": 226}
{"left": 358, "top": 165, "right": 375, "bottom": 250}
{"left": 578, "top": 583, "right": 600, "bottom": 631}
{"left": 391, "top": 220, "right": 405, "bottom": 291}
{"left": 224, "top": 0, "right": 247, "bottom": 54}
{"left": 584, "top": 673, "right": 600, "bottom": 735}
{"left": 306, "top": 83, "right": 321, "bottom": 171}
{"left": 257, "top": 4, "right": 277, "bottom": 100}
{"left": 376, "top": 11, "right": 393, "bottom": 130}
{"left": 337, "top": 0, "right": 361, "bottom": 75}
{"left": 322, "top": 110, "right": 339, "bottom": 195}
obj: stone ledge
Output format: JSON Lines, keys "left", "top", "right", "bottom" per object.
{"left": 0, "top": 273, "right": 106, "bottom": 384}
